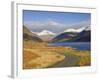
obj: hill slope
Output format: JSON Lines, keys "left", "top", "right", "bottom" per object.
{"left": 23, "top": 25, "right": 43, "bottom": 42}
{"left": 37, "top": 30, "right": 56, "bottom": 42}
{"left": 51, "top": 30, "right": 90, "bottom": 42}
{"left": 51, "top": 32, "right": 77, "bottom": 43}
{"left": 72, "top": 30, "right": 90, "bottom": 42}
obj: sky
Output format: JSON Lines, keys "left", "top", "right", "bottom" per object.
{"left": 23, "top": 10, "right": 91, "bottom": 33}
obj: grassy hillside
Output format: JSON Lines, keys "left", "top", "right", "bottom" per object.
{"left": 23, "top": 25, "right": 43, "bottom": 42}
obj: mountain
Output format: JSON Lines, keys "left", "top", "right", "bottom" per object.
{"left": 64, "top": 28, "right": 78, "bottom": 33}
{"left": 72, "top": 30, "right": 91, "bottom": 42}
{"left": 64, "top": 27, "right": 88, "bottom": 33}
{"left": 72, "top": 26, "right": 91, "bottom": 42}
{"left": 25, "top": 20, "right": 90, "bottom": 34}
{"left": 36, "top": 30, "right": 56, "bottom": 42}
{"left": 51, "top": 26, "right": 90, "bottom": 42}
{"left": 23, "top": 25, "right": 43, "bottom": 42}
{"left": 51, "top": 32, "right": 77, "bottom": 43}
{"left": 37, "top": 30, "right": 56, "bottom": 36}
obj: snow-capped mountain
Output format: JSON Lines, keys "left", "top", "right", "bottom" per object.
{"left": 37, "top": 30, "right": 56, "bottom": 36}
{"left": 76, "top": 27, "right": 87, "bottom": 32}
{"left": 64, "top": 26, "right": 90, "bottom": 33}
{"left": 64, "top": 28, "right": 78, "bottom": 33}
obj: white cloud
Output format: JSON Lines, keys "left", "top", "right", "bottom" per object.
{"left": 24, "top": 20, "right": 90, "bottom": 33}
{"left": 24, "top": 20, "right": 66, "bottom": 33}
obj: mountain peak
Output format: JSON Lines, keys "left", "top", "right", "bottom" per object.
{"left": 37, "top": 30, "right": 56, "bottom": 36}
{"left": 64, "top": 28, "right": 77, "bottom": 32}
{"left": 64, "top": 26, "right": 90, "bottom": 33}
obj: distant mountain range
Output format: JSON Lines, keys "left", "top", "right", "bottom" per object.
{"left": 23, "top": 22, "right": 91, "bottom": 43}
{"left": 25, "top": 20, "right": 90, "bottom": 34}
{"left": 50, "top": 26, "right": 91, "bottom": 43}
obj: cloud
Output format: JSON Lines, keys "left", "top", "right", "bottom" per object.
{"left": 68, "top": 20, "right": 90, "bottom": 29}
{"left": 24, "top": 20, "right": 90, "bottom": 33}
{"left": 24, "top": 20, "right": 66, "bottom": 33}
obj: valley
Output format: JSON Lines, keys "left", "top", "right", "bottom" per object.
{"left": 23, "top": 10, "right": 91, "bottom": 69}
{"left": 23, "top": 25, "right": 91, "bottom": 69}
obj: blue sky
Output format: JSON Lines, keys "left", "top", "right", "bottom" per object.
{"left": 23, "top": 10, "right": 91, "bottom": 33}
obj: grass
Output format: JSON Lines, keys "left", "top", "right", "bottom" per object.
{"left": 63, "top": 50, "right": 91, "bottom": 66}
{"left": 23, "top": 40, "right": 91, "bottom": 69}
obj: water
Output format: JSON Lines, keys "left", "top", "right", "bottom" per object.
{"left": 49, "top": 42, "right": 90, "bottom": 50}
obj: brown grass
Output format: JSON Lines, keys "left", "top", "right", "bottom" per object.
{"left": 23, "top": 41, "right": 91, "bottom": 69}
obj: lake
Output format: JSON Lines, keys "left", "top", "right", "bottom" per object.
{"left": 49, "top": 42, "right": 90, "bottom": 50}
